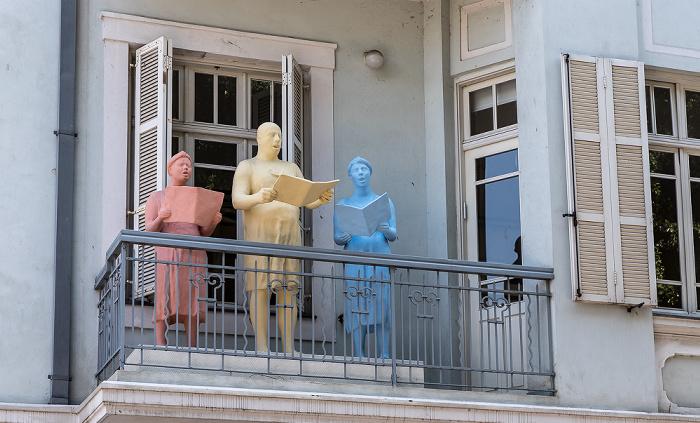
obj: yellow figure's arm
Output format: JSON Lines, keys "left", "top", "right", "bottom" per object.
{"left": 232, "top": 160, "right": 277, "bottom": 210}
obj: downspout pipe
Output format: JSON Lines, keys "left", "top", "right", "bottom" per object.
{"left": 50, "top": 0, "right": 77, "bottom": 404}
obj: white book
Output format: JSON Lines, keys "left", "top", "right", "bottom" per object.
{"left": 272, "top": 173, "right": 339, "bottom": 207}
{"left": 335, "top": 193, "right": 391, "bottom": 237}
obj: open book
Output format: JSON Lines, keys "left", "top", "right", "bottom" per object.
{"left": 164, "top": 186, "right": 224, "bottom": 226}
{"left": 272, "top": 174, "right": 339, "bottom": 207}
{"left": 335, "top": 193, "right": 391, "bottom": 237}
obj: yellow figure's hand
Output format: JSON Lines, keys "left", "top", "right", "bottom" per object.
{"left": 257, "top": 187, "right": 278, "bottom": 204}
{"left": 318, "top": 188, "right": 334, "bottom": 204}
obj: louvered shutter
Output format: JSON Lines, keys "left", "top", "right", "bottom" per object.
{"left": 562, "top": 54, "right": 656, "bottom": 306}
{"left": 132, "top": 36, "right": 172, "bottom": 298}
{"left": 282, "top": 54, "right": 304, "bottom": 172}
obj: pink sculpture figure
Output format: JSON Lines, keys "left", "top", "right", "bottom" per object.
{"left": 144, "top": 151, "right": 223, "bottom": 347}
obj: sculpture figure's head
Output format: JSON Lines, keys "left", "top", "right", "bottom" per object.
{"left": 167, "top": 151, "right": 192, "bottom": 185}
{"left": 347, "top": 156, "right": 372, "bottom": 187}
{"left": 257, "top": 122, "right": 282, "bottom": 158}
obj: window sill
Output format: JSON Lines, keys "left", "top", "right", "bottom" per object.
{"left": 653, "top": 311, "right": 700, "bottom": 339}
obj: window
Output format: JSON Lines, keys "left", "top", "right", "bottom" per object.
{"left": 458, "top": 66, "right": 522, "bottom": 299}
{"left": 169, "top": 64, "right": 286, "bottom": 304}
{"left": 461, "top": 73, "right": 517, "bottom": 140}
{"left": 646, "top": 71, "right": 700, "bottom": 314}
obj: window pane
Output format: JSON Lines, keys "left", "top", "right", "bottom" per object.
{"left": 689, "top": 155, "right": 700, "bottom": 178}
{"left": 651, "top": 176, "right": 681, "bottom": 281}
{"left": 653, "top": 86, "right": 673, "bottom": 136}
{"left": 273, "top": 81, "right": 283, "bottom": 128}
{"left": 686, "top": 90, "right": 700, "bottom": 139}
{"left": 194, "top": 166, "right": 238, "bottom": 302}
{"left": 194, "top": 139, "right": 237, "bottom": 167}
{"left": 496, "top": 80, "right": 517, "bottom": 128}
{"left": 649, "top": 151, "right": 675, "bottom": 175}
{"left": 645, "top": 86, "right": 652, "bottom": 133}
{"left": 469, "top": 86, "right": 493, "bottom": 136}
{"left": 251, "top": 79, "right": 271, "bottom": 130}
{"left": 476, "top": 176, "right": 521, "bottom": 264}
{"left": 171, "top": 136, "right": 179, "bottom": 155}
{"left": 194, "top": 167, "right": 236, "bottom": 240}
{"left": 691, "top": 181, "right": 700, "bottom": 294}
{"left": 218, "top": 76, "right": 237, "bottom": 126}
{"left": 476, "top": 149, "right": 518, "bottom": 181}
{"left": 194, "top": 73, "right": 214, "bottom": 123}
{"left": 172, "top": 69, "right": 180, "bottom": 120}
{"left": 657, "top": 283, "right": 682, "bottom": 309}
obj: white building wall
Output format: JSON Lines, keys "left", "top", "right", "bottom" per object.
{"left": 68, "top": 0, "right": 427, "bottom": 403}
{"left": 0, "top": 0, "right": 62, "bottom": 404}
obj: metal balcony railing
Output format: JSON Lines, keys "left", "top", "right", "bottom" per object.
{"left": 95, "top": 230, "right": 555, "bottom": 394}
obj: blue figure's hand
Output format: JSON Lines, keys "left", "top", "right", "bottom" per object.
{"left": 376, "top": 222, "right": 391, "bottom": 235}
{"left": 337, "top": 232, "right": 352, "bottom": 244}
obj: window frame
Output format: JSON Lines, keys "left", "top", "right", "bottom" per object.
{"left": 646, "top": 68, "right": 700, "bottom": 314}
{"left": 455, "top": 62, "right": 518, "bottom": 261}
{"left": 460, "top": 71, "right": 518, "bottom": 143}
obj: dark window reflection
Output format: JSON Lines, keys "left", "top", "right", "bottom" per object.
{"left": 645, "top": 86, "right": 652, "bottom": 134}
{"left": 690, "top": 181, "right": 700, "bottom": 296}
{"left": 476, "top": 149, "right": 518, "bottom": 180}
{"left": 194, "top": 73, "right": 214, "bottom": 123}
{"left": 171, "top": 136, "right": 179, "bottom": 156}
{"left": 470, "top": 87, "right": 493, "bottom": 136}
{"left": 649, "top": 150, "right": 675, "bottom": 175}
{"left": 172, "top": 69, "right": 180, "bottom": 120}
{"left": 654, "top": 86, "right": 673, "bottom": 136}
{"left": 496, "top": 80, "right": 517, "bottom": 129}
{"left": 218, "top": 76, "right": 237, "bottom": 126}
{"left": 194, "top": 167, "right": 238, "bottom": 304}
{"left": 194, "top": 167, "right": 236, "bottom": 242}
{"left": 195, "top": 139, "right": 236, "bottom": 167}
{"left": 657, "top": 283, "right": 682, "bottom": 309}
{"left": 251, "top": 79, "right": 271, "bottom": 130}
{"left": 651, "top": 176, "right": 681, "bottom": 281}
{"left": 274, "top": 82, "right": 283, "bottom": 128}
{"left": 476, "top": 176, "right": 521, "bottom": 264}
{"left": 687, "top": 90, "right": 700, "bottom": 139}
{"left": 689, "top": 155, "right": 700, "bottom": 178}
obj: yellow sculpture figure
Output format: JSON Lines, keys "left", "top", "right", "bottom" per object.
{"left": 232, "top": 122, "right": 333, "bottom": 353}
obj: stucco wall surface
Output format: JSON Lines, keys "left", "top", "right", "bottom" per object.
{"left": 65, "top": 0, "right": 426, "bottom": 403}
{"left": 0, "top": 0, "right": 61, "bottom": 404}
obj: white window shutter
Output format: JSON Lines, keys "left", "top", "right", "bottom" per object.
{"left": 282, "top": 54, "right": 304, "bottom": 172}
{"left": 606, "top": 59, "right": 656, "bottom": 305}
{"left": 562, "top": 54, "right": 656, "bottom": 306}
{"left": 132, "top": 36, "right": 172, "bottom": 298}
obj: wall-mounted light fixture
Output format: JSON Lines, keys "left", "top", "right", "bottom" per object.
{"left": 363, "top": 50, "right": 384, "bottom": 69}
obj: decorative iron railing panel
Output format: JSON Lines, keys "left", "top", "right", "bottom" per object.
{"left": 96, "top": 230, "right": 554, "bottom": 394}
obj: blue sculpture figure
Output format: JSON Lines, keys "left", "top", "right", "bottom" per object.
{"left": 334, "top": 157, "right": 397, "bottom": 359}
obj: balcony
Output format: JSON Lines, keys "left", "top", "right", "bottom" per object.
{"left": 95, "top": 230, "right": 554, "bottom": 395}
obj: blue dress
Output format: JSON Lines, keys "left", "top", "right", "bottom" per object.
{"left": 336, "top": 196, "right": 395, "bottom": 335}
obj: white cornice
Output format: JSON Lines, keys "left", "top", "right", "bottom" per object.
{"left": 101, "top": 11, "right": 337, "bottom": 69}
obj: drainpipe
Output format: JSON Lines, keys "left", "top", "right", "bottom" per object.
{"left": 50, "top": 0, "right": 77, "bottom": 405}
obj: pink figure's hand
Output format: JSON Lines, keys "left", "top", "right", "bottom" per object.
{"left": 158, "top": 206, "right": 171, "bottom": 220}
{"left": 212, "top": 212, "right": 223, "bottom": 225}
{"left": 318, "top": 189, "right": 334, "bottom": 204}
{"left": 258, "top": 187, "right": 278, "bottom": 204}
{"left": 338, "top": 232, "right": 352, "bottom": 244}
